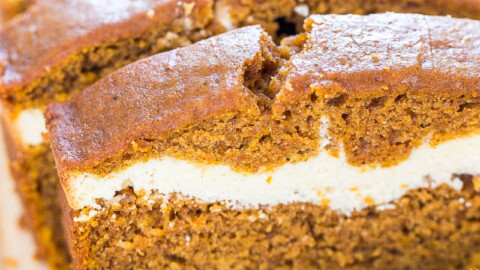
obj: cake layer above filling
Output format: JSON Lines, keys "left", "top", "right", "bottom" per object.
{"left": 46, "top": 14, "right": 480, "bottom": 175}
{"left": 64, "top": 133, "right": 480, "bottom": 213}
{"left": 15, "top": 109, "right": 47, "bottom": 146}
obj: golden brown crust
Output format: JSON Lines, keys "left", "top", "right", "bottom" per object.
{"left": 46, "top": 25, "right": 278, "bottom": 175}
{"left": 275, "top": 13, "right": 480, "bottom": 105}
{"left": 66, "top": 184, "right": 480, "bottom": 269}
{"left": 0, "top": 0, "right": 212, "bottom": 97}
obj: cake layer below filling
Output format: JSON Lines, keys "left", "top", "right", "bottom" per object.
{"left": 15, "top": 109, "right": 47, "bottom": 146}
{"left": 66, "top": 134, "right": 480, "bottom": 215}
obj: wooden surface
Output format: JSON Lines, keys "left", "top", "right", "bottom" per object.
{"left": 0, "top": 109, "right": 47, "bottom": 270}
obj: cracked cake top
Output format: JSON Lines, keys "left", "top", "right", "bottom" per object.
{"left": 276, "top": 13, "right": 480, "bottom": 106}
{"left": 46, "top": 25, "right": 278, "bottom": 175}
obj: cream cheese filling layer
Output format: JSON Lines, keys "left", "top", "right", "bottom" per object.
{"left": 14, "top": 109, "right": 47, "bottom": 146}
{"left": 65, "top": 133, "right": 480, "bottom": 217}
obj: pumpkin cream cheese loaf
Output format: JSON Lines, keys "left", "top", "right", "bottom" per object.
{"left": 46, "top": 14, "right": 480, "bottom": 269}
{"left": 0, "top": 0, "right": 214, "bottom": 268}
{"left": 6, "top": 1, "right": 480, "bottom": 269}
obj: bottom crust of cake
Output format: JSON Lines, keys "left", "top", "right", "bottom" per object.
{"left": 1, "top": 118, "right": 71, "bottom": 269}
{"left": 66, "top": 180, "right": 480, "bottom": 270}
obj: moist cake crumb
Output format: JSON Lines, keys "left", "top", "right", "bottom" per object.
{"left": 63, "top": 185, "right": 480, "bottom": 269}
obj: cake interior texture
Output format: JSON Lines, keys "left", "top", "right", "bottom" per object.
{"left": 2, "top": 0, "right": 480, "bottom": 269}
{"left": 64, "top": 185, "right": 480, "bottom": 269}
{"left": 44, "top": 14, "right": 480, "bottom": 269}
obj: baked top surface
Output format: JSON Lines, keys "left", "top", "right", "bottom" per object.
{"left": 0, "top": 0, "right": 209, "bottom": 95}
{"left": 276, "top": 13, "right": 480, "bottom": 104}
{"left": 46, "top": 25, "right": 268, "bottom": 174}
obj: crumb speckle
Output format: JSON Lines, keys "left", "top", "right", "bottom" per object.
{"left": 364, "top": 196, "right": 375, "bottom": 206}
{"left": 294, "top": 5, "right": 309, "bottom": 17}
{"left": 266, "top": 176, "right": 272, "bottom": 184}
{"left": 147, "top": 9, "right": 155, "bottom": 18}
{"left": 321, "top": 198, "right": 331, "bottom": 206}
{"left": 183, "top": 2, "right": 195, "bottom": 15}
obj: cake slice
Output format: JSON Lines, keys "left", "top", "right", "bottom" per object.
{"left": 7, "top": 1, "right": 479, "bottom": 268}
{"left": 0, "top": 0, "right": 214, "bottom": 268}
{"left": 46, "top": 14, "right": 480, "bottom": 269}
